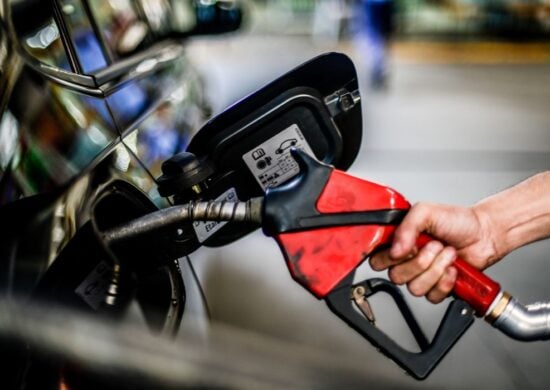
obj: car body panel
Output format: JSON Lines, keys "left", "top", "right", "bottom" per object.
{"left": 0, "top": 1, "right": 233, "bottom": 359}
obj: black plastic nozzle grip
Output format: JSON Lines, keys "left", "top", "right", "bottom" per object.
{"left": 325, "top": 275, "right": 475, "bottom": 380}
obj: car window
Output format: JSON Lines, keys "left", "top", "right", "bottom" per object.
{"left": 0, "top": 108, "right": 23, "bottom": 204}
{"left": 87, "top": 0, "right": 152, "bottom": 59}
{"left": 169, "top": 0, "right": 197, "bottom": 33}
{"left": 8, "top": 79, "right": 118, "bottom": 195}
{"left": 138, "top": 0, "right": 172, "bottom": 36}
{"left": 0, "top": 110, "right": 19, "bottom": 172}
{"left": 119, "top": 71, "right": 209, "bottom": 182}
{"left": 20, "top": 18, "right": 72, "bottom": 71}
{"left": 58, "top": 0, "right": 109, "bottom": 73}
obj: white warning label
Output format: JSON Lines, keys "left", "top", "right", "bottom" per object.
{"left": 242, "top": 124, "right": 315, "bottom": 190}
{"left": 193, "top": 187, "right": 238, "bottom": 243}
{"left": 75, "top": 261, "right": 112, "bottom": 310}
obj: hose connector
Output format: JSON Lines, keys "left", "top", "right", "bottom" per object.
{"left": 485, "top": 291, "right": 550, "bottom": 341}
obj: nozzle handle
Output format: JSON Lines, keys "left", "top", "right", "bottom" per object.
{"left": 416, "top": 234, "right": 501, "bottom": 316}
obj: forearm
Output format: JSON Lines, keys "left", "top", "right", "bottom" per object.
{"left": 473, "top": 171, "right": 550, "bottom": 260}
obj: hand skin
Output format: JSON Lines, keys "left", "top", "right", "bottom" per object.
{"left": 369, "top": 171, "right": 550, "bottom": 304}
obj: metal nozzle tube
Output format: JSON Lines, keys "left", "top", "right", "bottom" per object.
{"left": 486, "top": 292, "right": 550, "bottom": 341}
{"left": 102, "top": 198, "right": 263, "bottom": 245}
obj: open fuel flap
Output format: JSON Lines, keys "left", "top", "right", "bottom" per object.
{"left": 157, "top": 52, "right": 362, "bottom": 247}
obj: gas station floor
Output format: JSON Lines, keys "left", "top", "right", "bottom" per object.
{"left": 187, "top": 33, "right": 550, "bottom": 389}
{"left": 391, "top": 40, "right": 550, "bottom": 64}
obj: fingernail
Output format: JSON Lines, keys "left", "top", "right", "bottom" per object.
{"left": 390, "top": 243, "right": 410, "bottom": 259}
{"left": 446, "top": 266, "right": 457, "bottom": 278}
{"left": 402, "top": 246, "right": 418, "bottom": 260}
{"left": 390, "top": 243, "right": 403, "bottom": 258}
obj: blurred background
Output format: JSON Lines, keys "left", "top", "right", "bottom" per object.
{"left": 185, "top": 0, "right": 550, "bottom": 388}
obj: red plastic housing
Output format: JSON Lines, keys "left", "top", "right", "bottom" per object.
{"left": 275, "top": 169, "right": 501, "bottom": 316}
{"left": 276, "top": 170, "right": 408, "bottom": 298}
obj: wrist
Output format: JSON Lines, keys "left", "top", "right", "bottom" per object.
{"left": 473, "top": 172, "right": 550, "bottom": 261}
{"left": 470, "top": 203, "right": 505, "bottom": 265}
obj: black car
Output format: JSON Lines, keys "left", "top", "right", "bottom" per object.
{"left": 0, "top": 0, "right": 364, "bottom": 387}
{"left": 0, "top": 0, "right": 242, "bottom": 386}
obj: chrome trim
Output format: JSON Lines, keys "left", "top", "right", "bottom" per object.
{"left": 94, "top": 42, "right": 184, "bottom": 88}
{"left": 35, "top": 62, "right": 97, "bottom": 88}
{"left": 484, "top": 291, "right": 508, "bottom": 323}
{"left": 29, "top": 63, "right": 104, "bottom": 96}
{"left": 324, "top": 88, "right": 361, "bottom": 117}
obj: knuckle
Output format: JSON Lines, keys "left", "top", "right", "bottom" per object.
{"left": 416, "top": 245, "right": 440, "bottom": 270}
{"left": 399, "top": 202, "right": 430, "bottom": 229}
{"left": 427, "top": 291, "right": 444, "bottom": 304}
{"left": 407, "top": 282, "right": 425, "bottom": 297}
{"left": 439, "top": 268, "right": 457, "bottom": 293}
{"left": 369, "top": 257, "right": 381, "bottom": 271}
{"left": 416, "top": 252, "right": 432, "bottom": 270}
{"left": 412, "top": 201, "right": 433, "bottom": 217}
{"left": 426, "top": 240, "right": 444, "bottom": 254}
{"left": 444, "top": 245, "right": 457, "bottom": 257}
{"left": 388, "top": 267, "right": 403, "bottom": 285}
{"left": 438, "top": 277, "right": 455, "bottom": 295}
{"left": 411, "top": 201, "right": 425, "bottom": 212}
{"left": 434, "top": 247, "right": 457, "bottom": 272}
{"left": 441, "top": 246, "right": 457, "bottom": 263}
{"left": 369, "top": 253, "right": 388, "bottom": 271}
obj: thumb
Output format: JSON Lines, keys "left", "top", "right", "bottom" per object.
{"left": 391, "top": 203, "right": 433, "bottom": 259}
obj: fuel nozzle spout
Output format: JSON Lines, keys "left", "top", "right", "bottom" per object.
{"left": 102, "top": 198, "right": 264, "bottom": 245}
{"left": 485, "top": 292, "right": 550, "bottom": 341}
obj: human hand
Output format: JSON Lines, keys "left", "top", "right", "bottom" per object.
{"left": 369, "top": 202, "right": 499, "bottom": 303}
